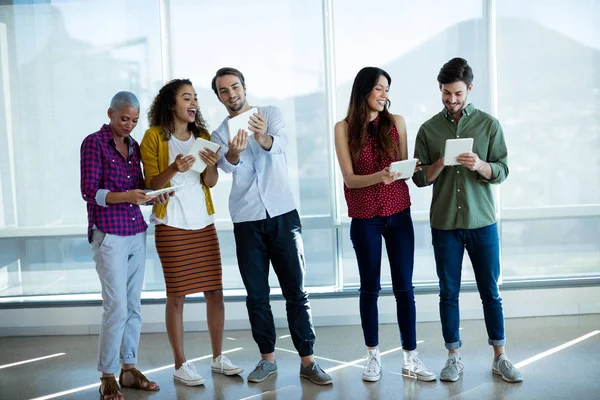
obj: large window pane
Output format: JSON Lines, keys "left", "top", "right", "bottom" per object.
{"left": 0, "top": 1, "right": 162, "bottom": 229}
{"left": 169, "top": 0, "right": 335, "bottom": 287}
{"left": 0, "top": 1, "right": 164, "bottom": 297}
{"left": 169, "top": 0, "right": 331, "bottom": 219}
{"left": 501, "top": 217, "right": 600, "bottom": 280}
{"left": 497, "top": 0, "right": 600, "bottom": 279}
{"left": 497, "top": 0, "right": 600, "bottom": 208}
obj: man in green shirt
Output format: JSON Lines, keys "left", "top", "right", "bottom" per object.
{"left": 413, "top": 58, "right": 522, "bottom": 383}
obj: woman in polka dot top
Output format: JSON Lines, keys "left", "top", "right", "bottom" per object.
{"left": 334, "top": 67, "right": 436, "bottom": 382}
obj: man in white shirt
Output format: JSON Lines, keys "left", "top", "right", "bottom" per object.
{"left": 210, "top": 67, "right": 333, "bottom": 386}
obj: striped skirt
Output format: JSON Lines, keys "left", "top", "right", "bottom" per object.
{"left": 155, "top": 224, "right": 223, "bottom": 297}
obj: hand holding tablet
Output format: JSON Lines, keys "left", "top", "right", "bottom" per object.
{"left": 146, "top": 184, "right": 186, "bottom": 197}
{"left": 389, "top": 158, "right": 419, "bottom": 180}
{"left": 188, "top": 138, "right": 220, "bottom": 173}
{"left": 227, "top": 107, "right": 258, "bottom": 141}
{"left": 443, "top": 138, "right": 474, "bottom": 166}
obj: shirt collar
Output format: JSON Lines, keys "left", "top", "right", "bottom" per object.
{"left": 101, "top": 124, "right": 134, "bottom": 154}
{"left": 442, "top": 103, "right": 476, "bottom": 120}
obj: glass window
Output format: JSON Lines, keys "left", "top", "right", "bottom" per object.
{"left": 497, "top": 0, "right": 600, "bottom": 209}
{"left": 501, "top": 217, "right": 600, "bottom": 280}
{"left": 168, "top": 0, "right": 336, "bottom": 288}
{"left": 0, "top": 0, "right": 163, "bottom": 297}
{"left": 497, "top": 0, "right": 600, "bottom": 279}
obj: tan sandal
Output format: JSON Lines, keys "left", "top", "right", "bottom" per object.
{"left": 118, "top": 367, "right": 160, "bottom": 391}
{"left": 99, "top": 376, "right": 123, "bottom": 400}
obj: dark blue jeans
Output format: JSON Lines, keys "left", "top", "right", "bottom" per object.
{"left": 431, "top": 223, "right": 505, "bottom": 350}
{"left": 350, "top": 208, "right": 417, "bottom": 351}
{"left": 233, "top": 210, "right": 315, "bottom": 357}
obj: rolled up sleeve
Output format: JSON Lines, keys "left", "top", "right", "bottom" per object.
{"left": 80, "top": 136, "right": 105, "bottom": 206}
{"left": 481, "top": 121, "right": 509, "bottom": 184}
{"left": 262, "top": 106, "right": 288, "bottom": 154}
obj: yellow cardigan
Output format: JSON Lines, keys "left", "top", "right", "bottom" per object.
{"left": 139, "top": 126, "right": 215, "bottom": 219}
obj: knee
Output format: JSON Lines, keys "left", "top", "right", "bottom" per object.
{"left": 392, "top": 286, "right": 414, "bottom": 300}
{"left": 104, "top": 301, "right": 128, "bottom": 324}
{"left": 284, "top": 288, "right": 309, "bottom": 305}
{"left": 439, "top": 288, "right": 459, "bottom": 302}
{"left": 166, "top": 296, "right": 186, "bottom": 311}
{"left": 246, "top": 292, "right": 270, "bottom": 308}
{"left": 205, "top": 290, "right": 224, "bottom": 306}
{"left": 480, "top": 289, "right": 502, "bottom": 304}
{"left": 360, "top": 288, "right": 380, "bottom": 299}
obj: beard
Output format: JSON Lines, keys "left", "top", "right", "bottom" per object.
{"left": 227, "top": 96, "right": 246, "bottom": 113}
{"left": 445, "top": 99, "right": 467, "bottom": 114}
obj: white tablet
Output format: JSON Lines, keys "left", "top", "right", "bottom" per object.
{"left": 444, "top": 138, "right": 474, "bottom": 166}
{"left": 227, "top": 107, "right": 258, "bottom": 141}
{"left": 188, "top": 137, "right": 221, "bottom": 173}
{"left": 146, "top": 184, "right": 185, "bottom": 197}
{"left": 390, "top": 158, "right": 418, "bottom": 180}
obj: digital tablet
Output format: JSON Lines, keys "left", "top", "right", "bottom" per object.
{"left": 188, "top": 137, "right": 221, "bottom": 173}
{"left": 444, "top": 138, "right": 474, "bottom": 166}
{"left": 389, "top": 158, "right": 418, "bottom": 180}
{"left": 146, "top": 184, "right": 185, "bottom": 197}
{"left": 227, "top": 107, "right": 258, "bottom": 141}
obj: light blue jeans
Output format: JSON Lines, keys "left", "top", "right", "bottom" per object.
{"left": 92, "top": 230, "right": 146, "bottom": 374}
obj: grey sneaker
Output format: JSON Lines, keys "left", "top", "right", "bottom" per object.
{"left": 440, "top": 354, "right": 464, "bottom": 382}
{"left": 492, "top": 354, "right": 523, "bottom": 383}
{"left": 247, "top": 359, "right": 278, "bottom": 383}
{"left": 300, "top": 362, "right": 333, "bottom": 385}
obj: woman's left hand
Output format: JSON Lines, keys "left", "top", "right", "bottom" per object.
{"left": 155, "top": 193, "right": 170, "bottom": 204}
{"left": 199, "top": 147, "right": 220, "bottom": 167}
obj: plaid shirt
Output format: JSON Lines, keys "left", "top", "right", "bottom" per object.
{"left": 80, "top": 124, "right": 147, "bottom": 242}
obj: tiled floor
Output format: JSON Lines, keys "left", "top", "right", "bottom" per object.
{"left": 1, "top": 314, "right": 599, "bottom": 399}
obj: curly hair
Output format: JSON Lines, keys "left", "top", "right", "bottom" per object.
{"left": 148, "top": 78, "right": 209, "bottom": 140}
{"left": 346, "top": 67, "right": 398, "bottom": 164}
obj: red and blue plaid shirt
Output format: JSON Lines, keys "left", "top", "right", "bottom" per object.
{"left": 80, "top": 124, "right": 147, "bottom": 242}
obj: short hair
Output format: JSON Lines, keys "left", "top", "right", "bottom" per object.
{"left": 211, "top": 67, "right": 246, "bottom": 96}
{"left": 109, "top": 91, "right": 140, "bottom": 111}
{"left": 437, "top": 58, "right": 474, "bottom": 87}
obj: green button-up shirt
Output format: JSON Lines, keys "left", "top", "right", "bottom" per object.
{"left": 412, "top": 104, "right": 508, "bottom": 230}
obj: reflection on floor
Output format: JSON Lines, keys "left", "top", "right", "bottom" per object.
{"left": 1, "top": 314, "right": 599, "bottom": 399}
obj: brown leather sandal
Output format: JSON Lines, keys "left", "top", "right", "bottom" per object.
{"left": 118, "top": 367, "right": 160, "bottom": 391}
{"left": 99, "top": 376, "right": 123, "bottom": 400}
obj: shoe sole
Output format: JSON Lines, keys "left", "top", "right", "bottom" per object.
{"left": 401, "top": 369, "right": 437, "bottom": 382}
{"left": 362, "top": 373, "right": 381, "bottom": 382}
{"left": 212, "top": 367, "right": 244, "bottom": 376}
{"left": 492, "top": 368, "right": 523, "bottom": 383}
{"left": 440, "top": 371, "right": 462, "bottom": 382}
{"left": 173, "top": 376, "right": 205, "bottom": 386}
{"left": 247, "top": 370, "right": 277, "bottom": 383}
{"left": 300, "top": 373, "right": 333, "bottom": 385}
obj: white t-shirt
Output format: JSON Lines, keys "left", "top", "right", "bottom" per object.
{"left": 151, "top": 133, "right": 214, "bottom": 230}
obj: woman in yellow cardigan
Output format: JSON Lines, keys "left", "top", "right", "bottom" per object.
{"left": 140, "top": 79, "right": 242, "bottom": 387}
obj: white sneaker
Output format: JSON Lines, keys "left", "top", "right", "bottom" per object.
{"left": 402, "top": 350, "right": 437, "bottom": 382}
{"left": 173, "top": 361, "right": 205, "bottom": 386}
{"left": 362, "top": 348, "right": 382, "bottom": 382}
{"left": 211, "top": 354, "right": 244, "bottom": 376}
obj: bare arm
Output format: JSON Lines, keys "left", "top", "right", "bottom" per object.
{"left": 148, "top": 154, "right": 195, "bottom": 190}
{"left": 334, "top": 120, "right": 394, "bottom": 189}
{"left": 199, "top": 148, "right": 219, "bottom": 187}
{"left": 393, "top": 114, "right": 409, "bottom": 161}
{"left": 427, "top": 158, "right": 445, "bottom": 183}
